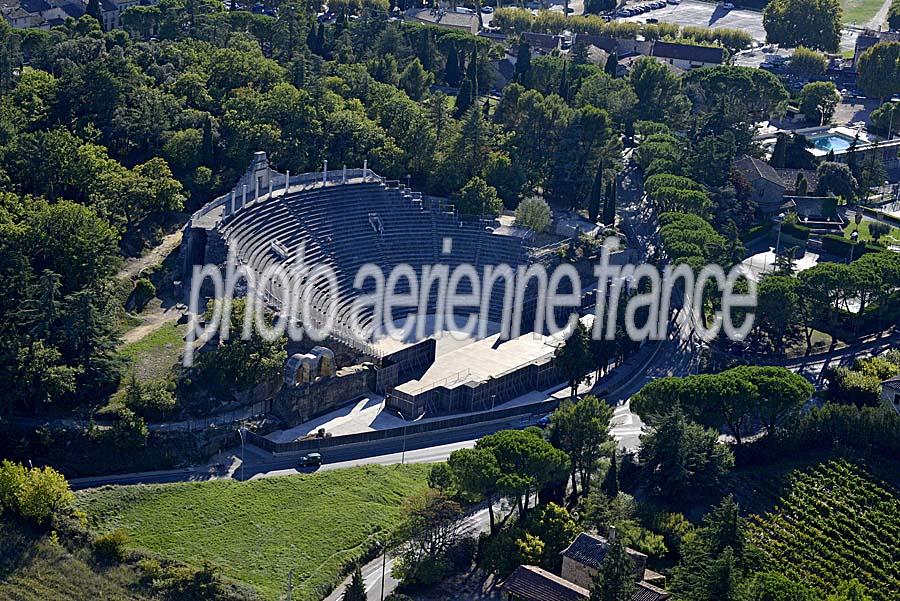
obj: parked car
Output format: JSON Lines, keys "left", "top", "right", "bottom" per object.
{"left": 299, "top": 452, "right": 322, "bottom": 467}
{"left": 481, "top": 5, "right": 494, "bottom": 13}
{"left": 723, "top": 2, "right": 735, "bottom": 8}
{"left": 666, "top": 0, "right": 680, "bottom": 4}
{"left": 537, "top": 415, "right": 551, "bottom": 428}
{"left": 646, "top": 17, "right": 659, "bottom": 23}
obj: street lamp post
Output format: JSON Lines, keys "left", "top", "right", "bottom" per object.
{"left": 380, "top": 540, "right": 387, "bottom": 601}
{"left": 849, "top": 230, "right": 859, "bottom": 263}
{"left": 773, "top": 212, "right": 785, "bottom": 272}
{"left": 400, "top": 407, "right": 408, "bottom": 465}
{"left": 237, "top": 427, "right": 247, "bottom": 481}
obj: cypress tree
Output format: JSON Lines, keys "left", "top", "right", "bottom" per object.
{"left": 590, "top": 538, "right": 635, "bottom": 601}
{"left": 445, "top": 43, "right": 461, "bottom": 87}
{"left": 601, "top": 449, "right": 619, "bottom": 498}
{"left": 559, "top": 59, "right": 568, "bottom": 100}
{"left": 467, "top": 44, "right": 478, "bottom": 97}
{"left": 515, "top": 41, "right": 532, "bottom": 82}
{"left": 86, "top": 0, "right": 102, "bottom": 27}
{"left": 588, "top": 163, "right": 603, "bottom": 222}
{"left": 306, "top": 23, "right": 318, "bottom": 53}
{"left": 316, "top": 23, "right": 326, "bottom": 56}
{"left": 770, "top": 133, "right": 787, "bottom": 168}
{"left": 602, "top": 179, "right": 617, "bottom": 226}
{"left": 342, "top": 566, "right": 366, "bottom": 601}
{"left": 201, "top": 115, "right": 214, "bottom": 167}
{"left": 455, "top": 77, "right": 474, "bottom": 116}
{"left": 604, "top": 52, "right": 618, "bottom": 77}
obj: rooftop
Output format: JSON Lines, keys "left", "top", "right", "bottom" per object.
{"left": 562, "top": 532, "right": 648, "bottom": 572}
{"left": 651, "top": 40, "right": 724, "bottom": 64}
{"left": 500, "top": 565, "right": 589, "bottom": 601}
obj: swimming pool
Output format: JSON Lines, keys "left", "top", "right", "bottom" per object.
{"left": 811, "top": 134, "right": 853, "bottom": 153}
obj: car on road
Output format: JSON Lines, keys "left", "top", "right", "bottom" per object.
{"left": 299, "top": 452, "right": 322, "bottom": 467}
{"left": 481, "top": 5, "right": 494, "bottom": 12}
{"left": 723, "top": 2, "right": 734, "bottom": 8}
{"left": 646, "top": 16, "right": 659, "bottom": 22}
{"left": 537, "top": 415, "right": 551, "bottom": 428}
{"left": 667, "top": 0, "right": 680, "bottom": 4}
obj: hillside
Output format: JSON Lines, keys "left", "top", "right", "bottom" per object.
{"left": 747, "top": 459, "right": 900, "bottom": 599}
{"left": 76, "top": 464, "right": 431, "bottom": 601}
{"left": 0, "top": 522, "right": 149, "bottom": 601}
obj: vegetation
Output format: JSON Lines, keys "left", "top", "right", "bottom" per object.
{"left": 763, "top": 0, "right": 843, "bottom": 51}
{"left": 77, "top": 465, "right": 431, "bottom": 600}
{"left": 747, "top": 461, "right": 899, "bottom": 599}
{"left": 857, "top": 43, "right": 900, "bottom": 101}
{"left": 514, "top": 196, "right": 552, "bottom": 233}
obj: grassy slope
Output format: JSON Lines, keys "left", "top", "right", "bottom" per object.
{"left": 117, "top": 320, "right": 184, "bottom": 381}
{"left": 0, "top": 522, "right": 149, "bottom": 601}
{"left": 76, "top": 465, "right": 430, "bottom": 601}
{"left": 841, "top": 0, "right": 886, "bottom": 24}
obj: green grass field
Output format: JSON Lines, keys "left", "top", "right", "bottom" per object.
{"left": 843, "top": 219, "right": 900, "bottom": 244}
{"left": 76, "top": 465, "right": 431, "bottom": 601}
{"left": 841, "top": 0, "right": 887, "bottom": 24}
{"left": 117, "top": 321, "right": 185, "bottom": 381}
{"left": 0, "top": 523, "right": 150, "bottom": 601}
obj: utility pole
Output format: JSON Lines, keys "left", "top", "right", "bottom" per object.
{"left": 286, "top": 569, "right": 293, "bottom": 601}
{"left": 380, "top": 543, "right": 387, "bottom": 601}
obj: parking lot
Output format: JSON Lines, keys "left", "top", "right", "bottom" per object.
{"left": 618, "top": 0, "right": 768, "bottom": 41}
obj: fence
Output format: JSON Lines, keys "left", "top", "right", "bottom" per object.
{"left": 243, "top": 397, "right": 561, "bottom": 454}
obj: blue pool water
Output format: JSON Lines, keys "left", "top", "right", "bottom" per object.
{"left": 811, "top": 135, "right": 853, "bottom": 153}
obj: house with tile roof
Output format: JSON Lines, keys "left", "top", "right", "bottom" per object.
{"left": 500, "top": 529, "right": 671, "bottom": 601}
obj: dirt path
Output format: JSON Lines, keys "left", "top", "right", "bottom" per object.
{"left": 120, "top": 304, "right": 182, "bottom": 345}
{"left": 118, "top": 230, "right": 185, "bottom": 346}
{"left": 118, "top": 230, "right": 183, "bottom": 280}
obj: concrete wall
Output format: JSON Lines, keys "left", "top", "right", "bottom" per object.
{"left": 271, "top": 364, "right": 375, "bottom": 424}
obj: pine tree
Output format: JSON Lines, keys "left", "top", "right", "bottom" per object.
{"left": 342, "top": 566, "right": 366, "bottom": 601}
{"left": 604, "top": 52, "right": 618, "bottom": 77}
{"left": 590, "top": 538, "right": 635, "bottom": 601}
{"left": 482, "top": 98, "right": 491, "bottom": 120}
{"left": 601, "top": 449, "right": 619, "bottom": 498}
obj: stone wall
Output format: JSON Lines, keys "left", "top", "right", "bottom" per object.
{"left": 271, "top": 363, "right": 375, "bottom": 424}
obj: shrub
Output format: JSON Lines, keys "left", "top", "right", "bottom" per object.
{"left": 514, "top": 196, "right": 552, "bottom": 233}
{"left": 129, "top": 278, "right": 156, "bottom": 312}
{"left": 0, "top": 461, "right": 76, "bottom": 525}
{"left": 94, "top": 529, "right": 131, "bottom": 563}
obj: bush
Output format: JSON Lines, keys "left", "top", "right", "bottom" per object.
{"left": 779, "top": 220, "right": 810, "bottom": 241}
{"left": 0, "top": 460, "right": 76, "bottom": 525}
{"left": 129, "top": 278, "right": 156, "bottom": 312}
{"left": 821, "top": 234, "right": 881, "bottom": 259}
{"left": 514, "top": 196, "right": 552, "bottom": 233}
{"left": 94, "top": 529, "right": 130, "bottom": 563}
{"left": 825, "top": 366, "right": 884, "bottom": 407}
